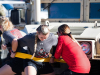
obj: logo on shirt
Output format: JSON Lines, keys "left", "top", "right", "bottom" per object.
{"left": 10, "top": 29, "right": 22, "bottom": 39}
{"left": 36, "top": 47, "right": 49, "bottom": 58}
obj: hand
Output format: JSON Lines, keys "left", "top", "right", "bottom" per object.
{"left": 1, "top": 44, "right": 7, "bottom": 50}
{"left": 10, "top": 52, "right": 16, "bottom": 58}
{"left": 49, "top": 57, "right": 54, "bottom": 63}
{"left": 57, "top": 58, "right": 61, "bottom": 62}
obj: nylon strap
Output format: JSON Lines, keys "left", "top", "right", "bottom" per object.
{"left": 15, "top": 52, "right": 65, "bottom": 63}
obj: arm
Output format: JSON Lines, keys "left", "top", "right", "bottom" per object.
{"left": 49, "top": 34, "right": 58, "bottom": 63}
{"left": 51, "top": 46, "right": 57, "bottom": 57}
{"left": 11, "top": 34, "right": 32, "bottom": 57}
{"left": 10, "top": 38, "right": 18, "bottom": 58}
{"left": 54, "top": 37, "right": 63, "bottom": 59}
{"left": 11, "top": 38, "right": 18, "bottom": 52}
{"left": 49, "top": 46, "right": 57, "bottom": 63}
{"left": 11, "top": 34, "right": 30, "bottom": 58}
{"left": 3, "top": 32, "right": 26, "bottom": 51}
{"left": 51, "top": 34, "right": 58, "bottom": 57}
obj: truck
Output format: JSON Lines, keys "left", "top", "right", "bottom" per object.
{"left": 1, "top": 0, "right": 100, "bottom": 75}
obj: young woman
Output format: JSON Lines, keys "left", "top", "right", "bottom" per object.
{"left": 18, "top": 25, "right": 58, "bottom": 75}
{"left": 0, "top": 16, "right": 25, "bottom": 75}
{"left": 54, "top": 24, "right": 91, "bottom": 75}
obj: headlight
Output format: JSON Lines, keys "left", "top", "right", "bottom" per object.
{"left": 77, "top": 40, "right": 95, "bottom": 59}
{"left": 79, "top": 42, "right": 91, "bottom": 55}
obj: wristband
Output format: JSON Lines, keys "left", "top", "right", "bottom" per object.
{"left": 11, "top": 50, "right": 16, "bottom": 53}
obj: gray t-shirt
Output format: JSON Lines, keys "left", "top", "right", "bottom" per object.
{"left": 18, "top": 33, "right": 58, "bottom": 58}
{"left": 3, "top": 28, "right": 23, "bottom": 52}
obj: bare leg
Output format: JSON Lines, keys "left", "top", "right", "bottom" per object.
{"left": 24, "top": 66, "right": 37, "bottom": 75}
{"left": 0, "top": 64, "right": 16, "bottom": 75}
{"left": 41, "top": 72, "right": 55, "bottom": 75}
{"left": 22, "top": 72, "right": 25, "bottom": 75}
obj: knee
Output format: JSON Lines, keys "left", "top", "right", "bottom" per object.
{"left": 24, "top": 66, "right": 37, "bottom": 75}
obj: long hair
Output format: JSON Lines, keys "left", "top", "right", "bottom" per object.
{"left": 36, "top": 25, "right": 50, "bottom": 35}
{"left": 0, "top": 16, "right": 14, "bottom": 32}
{"left": 58, "top": 24, "right": 81, "bottom": 47}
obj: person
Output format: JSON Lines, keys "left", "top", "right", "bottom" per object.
{"left": 0, "top": 16, "right": 25, "bottom": 75}
{"left": 18, "top": 25, "right": 58, "bottom": 75}
{"left": 54, "top": 24, "right": 91, "bottom": 75}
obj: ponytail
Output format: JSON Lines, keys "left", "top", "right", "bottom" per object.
{"left": 70, "top": 34, "right": 81, "bottom": 47}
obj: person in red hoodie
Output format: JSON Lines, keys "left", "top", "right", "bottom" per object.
{"left": 54, "top": 24, "right": 91, "bottom": 75}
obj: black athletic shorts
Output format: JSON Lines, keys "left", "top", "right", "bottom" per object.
{"left": 24, "top": 59, "right": 54, "bottom": 74}
{"left": 7, "top": 57, "right": 24, "bottom": 74}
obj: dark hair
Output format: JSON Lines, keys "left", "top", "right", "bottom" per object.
{"left": 58, "top": 24, "right": 71, "bottom": 36}
{"left": 58, "top": 24, "right": 81, "bottom": 47}
{"left": 36, "top": 25, "right": 49, "bottom": 35}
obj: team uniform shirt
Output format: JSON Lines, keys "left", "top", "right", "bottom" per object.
{"left": 54, "top": 35, "right": 91, "bottom": 73}
{"left": 3, "top": 28, "right": 23, "bottom": 52}
{"left": 18, "top": 33, "right": 58, "bottom": 58}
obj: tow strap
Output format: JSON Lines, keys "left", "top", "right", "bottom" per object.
{"left": 15, "top": 52, "right": 66, "bottom": 63}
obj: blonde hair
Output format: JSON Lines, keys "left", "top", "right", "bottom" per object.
{"left": 58, "top": 24, "right": 81, "bottom": 47}
{"left": 0, "top": 16, "right": 14, "bottom": 32}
